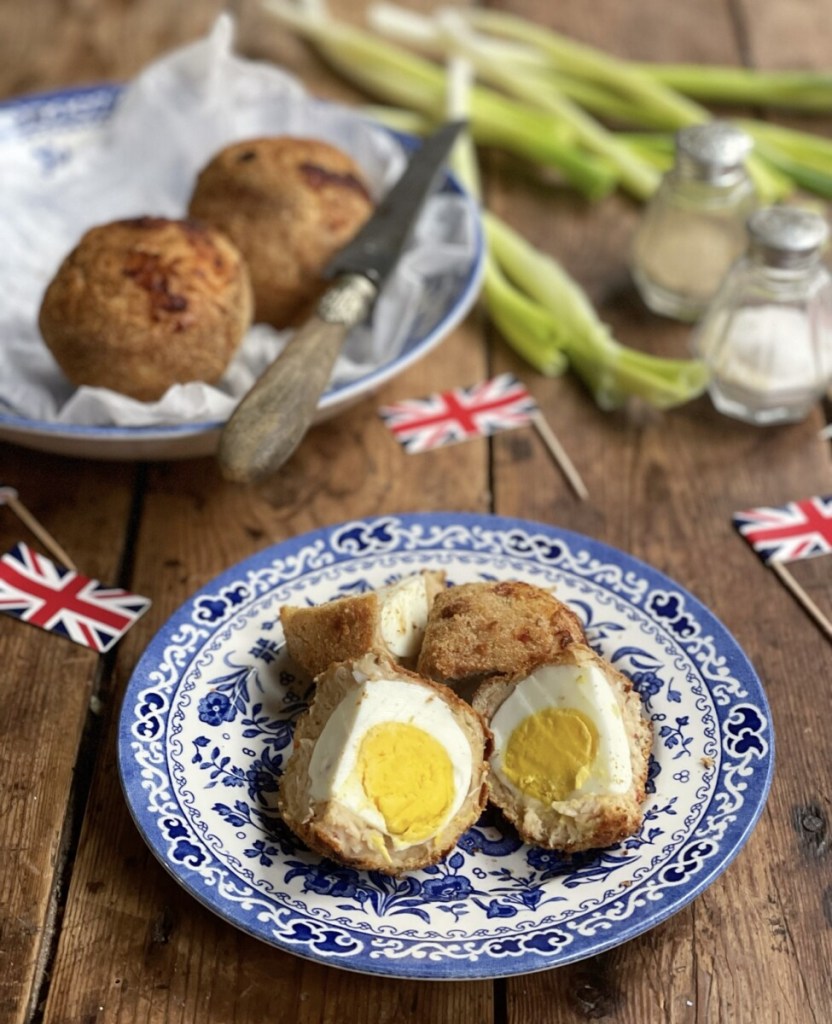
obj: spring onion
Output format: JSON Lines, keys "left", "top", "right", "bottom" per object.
{"left": 433, "top": 6, "right": 706, "bottom": 129}
{"left": 483, "top": 214, "right": 709, "bottom": 409}
{"left": 430, "top": 10, "right": 660, "bottom": 200}
{"left": 263, "top": 0, "right": 616, "bottom": 200}
{"left": 354, "top": 26, "right": 710, "bottom": 408}
{"left": 637, "top": 63, "right": 832, "bottom": 113}
{"left": 368, "top": 4, "right": 794, "bottom": 203}
{"left": 260, "top": 0, "right": 832, "bottom": 410}
{"left": 368, "top": 5, "right": 661, "bottom": 199}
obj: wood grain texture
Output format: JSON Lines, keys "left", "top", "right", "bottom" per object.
{"left": 0, "top": 2, "right": 226, "bottom": 98}
{"left": 0, "top": 450, "right": 137, "bottom": 1024}
{"left": 1, "top": 0, "right": 831, "bottom": 1021}
{"left": 15, "top": 4, "right": 491, "bottom": 1020}
{"left": 486, "top": 0, "right": 832, "bottom": 1022}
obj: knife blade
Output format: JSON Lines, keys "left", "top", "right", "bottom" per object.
{"left": 218, "top": 120, "right": 466, "bottom": 484}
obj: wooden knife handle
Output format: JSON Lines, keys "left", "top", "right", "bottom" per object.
{"left": 218, "top": 314, "right": 349, "bottom": 484}
{"left": 218, "top": 274, "right": 378, "bottom": 484}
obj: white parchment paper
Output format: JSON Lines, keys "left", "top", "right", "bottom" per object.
{"left": 0, "top": 15, "right": 475, "bottom": 427}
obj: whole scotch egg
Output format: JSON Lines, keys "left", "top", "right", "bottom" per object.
{"left": 188, "top": 136, "right": 374, "bottom": 329}
{"left": 38, "top": 216, "right": 253, "bottom": 401}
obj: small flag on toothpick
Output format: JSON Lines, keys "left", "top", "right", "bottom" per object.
{"left": 379, "top": 373, "right": 589, "bottom": 500}
{"left": 0, "top": 541, "right": 151, "bottom": 653}
{"left": 0, "top": 485, "right": 77, "bottom": 569}
{"left": 733, "top": 495, "right": 832, "bottom": 641}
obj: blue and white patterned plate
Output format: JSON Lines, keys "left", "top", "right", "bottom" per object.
{"left": 0, "top": 85, "right": 483, "bottom": 461}
{"left": 118, "top": 513, "right": 773, "bottom": 979}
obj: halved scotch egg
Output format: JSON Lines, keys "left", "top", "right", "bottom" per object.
{"left": 278, "top": 652, "right": 491, "bottom": 875}
{"left": 472, "top": 643, "right": 652, "bottom": 853}
{"left": 280, "top": 570, "right": 446, "bottom": 679}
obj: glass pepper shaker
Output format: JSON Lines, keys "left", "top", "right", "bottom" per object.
{"left": 691, "top": 205, "right": 832, "bottom": 426}
{"left": 631, "top": 121, "right": 757, "bottom": 322}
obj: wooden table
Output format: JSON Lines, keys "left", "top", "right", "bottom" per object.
{"left": 1, "top": 2, "right": 830, "bottom": 1021}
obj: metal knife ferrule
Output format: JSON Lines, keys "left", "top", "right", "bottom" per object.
{"left": 317, "top": 273, "right": 378, "bottom": 326}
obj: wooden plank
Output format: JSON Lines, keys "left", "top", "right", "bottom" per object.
{"left": 0, "top": 7, "right": 225, "bottom": 1019}
{"left": 0, "top": 447, "right": 137, "bottom": 1024}
{"left": 5, "top": 0, "right": 828, "bottom": 1021}
{"left": 36, "top": 1, "right": 493, "bottom": 1017}
{"left": 0, "top": 3, "right": 226, "bottom": 97}
{"left": 732, "top": 5, "right": 832, "bottom": 1023}
{"left": 485, "top": 0, "right": 832, "bottom": 1021}
{"left": 40, "top": 334, "right": 492, "bottom": 1022}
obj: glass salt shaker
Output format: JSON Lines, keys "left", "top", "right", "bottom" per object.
{"left": 691, "top": 205, "right": 832, "bottom": 426}
{"left": 631, "top": 121, "right": 757, "bottom": 322}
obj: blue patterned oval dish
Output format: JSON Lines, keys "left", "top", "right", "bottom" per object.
{"left": 117, "top": 513, "right": 773, "bottom": 979}
{"left": 0, "top": 85, "right": 483, "bottom": 461}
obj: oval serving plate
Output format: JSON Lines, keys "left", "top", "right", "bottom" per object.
{"left": 0, "top": 85, "right": 484, "bottom": 461}
{"left": 118, "top": 512, "right": 773, "bottom": 980}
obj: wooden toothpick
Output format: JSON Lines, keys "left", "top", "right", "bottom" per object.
{"left": 530, "top": 409, "right": 590, "bottom": 501}
{"left": 770, "top": 559, "right": 832, "bottom": 642}
{"left": 0, "top": 486, "right": 77, "bottom": 570}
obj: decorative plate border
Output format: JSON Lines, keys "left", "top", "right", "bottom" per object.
{"left": 118, "top": 513, "right": 773, "bottom": 979}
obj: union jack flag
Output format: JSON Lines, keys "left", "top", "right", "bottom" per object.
{"left": 379, "top": 373, "right": 538, "bottom": 453}
{"left": 733, "top": 495, "right": 832, "bottom": 564}
{"left": 0, "top": 542, "right": 151, "bottom": 652}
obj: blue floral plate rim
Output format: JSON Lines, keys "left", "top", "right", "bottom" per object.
{"left": 117, "top": 512, "right": 773, "bottom": 979}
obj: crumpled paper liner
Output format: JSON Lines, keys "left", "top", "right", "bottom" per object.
{"left": 0, "top": 15, "right": 475, "bottom": 428}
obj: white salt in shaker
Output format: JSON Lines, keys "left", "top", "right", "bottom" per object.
{"left": 631, "top": 121, "right": 757, "bottom": 322}
{"left": 691, "top": 205, "right": 832, "bottom": 425}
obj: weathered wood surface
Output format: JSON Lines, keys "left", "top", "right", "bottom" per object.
{"left": 0, "top": 0, "right": 829, "bottom": 1022}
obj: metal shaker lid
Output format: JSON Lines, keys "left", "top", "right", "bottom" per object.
{"left": 674, "top": 121, "right": 753, "bottom": 184}
{"left": 747, "top": 205, "right": 830, "bottom": 267}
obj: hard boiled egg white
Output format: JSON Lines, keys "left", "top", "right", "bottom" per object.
{"left": 307, "top": 676, "right": 472, "bottom": 849}
{"left": 377, "top": 574, "right": 433, "bottom": 660}
{"left": 490, "top": 661, "right": 632, "bottom": 805}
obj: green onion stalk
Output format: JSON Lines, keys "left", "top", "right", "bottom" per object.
{"left": 480, "top": 255, "right": 570, "bottom": 377}
{"left": 482, "top": 214, "right": 709, "bottom": 409}
{"left": 260, "top": 1, "right": 772, "bottom": 409}
{"left": 335, "top": 36, "right": 710, "bottom": 408}
{"left": 263, "top": 0, "right": 617, "bottom": 200}
{"left": 368, "top": 5, "right": 660, "bottom": 200}
{"left": 445, "top": 7, "right": 706, "bottom": 128}
{"left": 637, "top": 63, "right": 832, "bottom": 113}
{"left": 369, "top": 4, "right": 793, "bottom": 202}
{"left": 428, "top": 11, "right": 660, "bottom": 201}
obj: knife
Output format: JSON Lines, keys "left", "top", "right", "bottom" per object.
{"left": 217, "top": 120, "right": 465, "bottom": 484}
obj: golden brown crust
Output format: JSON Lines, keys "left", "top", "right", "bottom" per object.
{"left": 472, "top": 643, "right": 652, "bottom": 853}
{"left": 417, "top": 580, "right": 586, "bottom": 689}
{"left": 278, "top": 652, "right": 491, "bottom": 875}
{"left": 280, "top": 593, "right": 380, "bottom": 680}
{"left": 188, "top": 136, "right": 374, "bottom": 328}
{"left": 280, "top": 570, "right": 446, "bottom": 678}
{"left": 38, "top": 216, "right": 253, "bottom": 401}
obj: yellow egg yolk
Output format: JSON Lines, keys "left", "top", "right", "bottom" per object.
{"left": 502, "top": 707, "right": 599, "bottom": 803}
{"left": 358, "top": 722, "right": 455, "bottom": 843}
